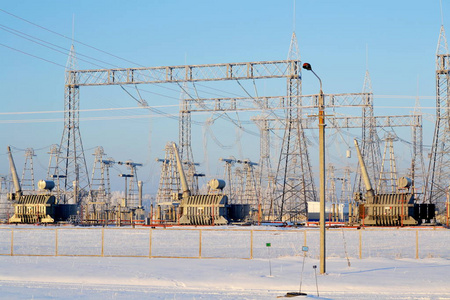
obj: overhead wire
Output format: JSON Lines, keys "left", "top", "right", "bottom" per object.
{"left": 0, "top": 8, "right": 248, "bottom": 100}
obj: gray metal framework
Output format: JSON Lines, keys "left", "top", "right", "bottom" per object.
{"left": 55, "top": 45, "right": 90, "bottom": 205}
{"left": 63, "top": 58, "right": 302, "bottom": 214}
{"left": 69, "top": 60, "right": 299, "bottom": 86}
{"left": 426, "top": 25, "right": 450, "bottom": 212}
{"left": 21, "top": 148, "right": 36, "bottom": 192}
{"left": 274, "top": 32, "right": 315, "bottom": 221}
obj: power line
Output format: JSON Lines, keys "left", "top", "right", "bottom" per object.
{"left": 0, "top": 23, "right": 118, "bottom": 68}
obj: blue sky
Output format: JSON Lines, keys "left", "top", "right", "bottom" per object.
{"left": 0, "top": 1, "right": 448, "bottom": 194}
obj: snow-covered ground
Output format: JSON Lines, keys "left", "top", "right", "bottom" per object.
{"left": 1, "top": 226, "right": 449, "bottom": 299}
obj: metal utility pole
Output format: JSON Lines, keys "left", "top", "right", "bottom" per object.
{"left": 118, "top": 160, "right": 143, "bottom": 208}
{"left": 119, "top": 174, "right": 133, "bottom": 208}
{"left": 426, "top": 25, "right": 450, "bottom": 212}
{"left": 302, "top": 62, "right": 326, "bottom": 275}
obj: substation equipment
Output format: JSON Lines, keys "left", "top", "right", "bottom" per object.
{"left": 7, "top": 146, "right": 76, "bottom": 224}
{"left": 349, "top": 140, "right": 435, "bottom": 226}
{"left": 157, "top": 143, "right": 228, "bottom": 225}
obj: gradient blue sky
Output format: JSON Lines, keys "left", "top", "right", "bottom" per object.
{"left": 0, "top": 1, "right": 448, "bottom": 194}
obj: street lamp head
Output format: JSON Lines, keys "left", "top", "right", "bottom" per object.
{"left": 302, "top": 62, "right": 312, "bottom": 71}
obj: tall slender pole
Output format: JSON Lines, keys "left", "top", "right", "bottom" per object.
{"left": 318, "top": 88, "right": 326, "bottom": 274}
{"left": 303, "top": 63, "right": 326, "bottom": 274}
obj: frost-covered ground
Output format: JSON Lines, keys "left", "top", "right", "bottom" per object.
{"left": 0, "top": 226, "right": 449, "bottom": 299}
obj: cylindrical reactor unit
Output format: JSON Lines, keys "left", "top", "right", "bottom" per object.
{"left": 397, "top": 177, "right": 412, "bottom": 189}
{"left": 208, "top": 179, "right": 226, "bottom": 190}
{"left": 38, "top": 180, "right": 55, "bottom": 191}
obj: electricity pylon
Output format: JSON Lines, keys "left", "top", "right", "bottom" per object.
{"left": 275, "top": 32, "right": 316, "bottom": 221}
{"left": 55, "top": 45, "right": 90, "bottom": 204}
{"left": 426, "top": 25, "right": 450, "bottom": 213}
{"left": 21, "top": 148, "right": 36, "bottom": 192}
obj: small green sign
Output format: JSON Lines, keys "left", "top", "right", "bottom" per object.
{"left": 266, "top": 243, "right": 271, "bottom": 247}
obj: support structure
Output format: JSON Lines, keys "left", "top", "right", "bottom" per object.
{"left": 275, "top": 32, "right": 316, "bottom": 221}
{"left": 410, "top": 96, "right": 426, "bottom": 195}
{"left": 21, "top": 148, "right": 36, "bottom": 192}
{"left": 236, "top": 159, "right": 259, "bottom": 207}
{"left": 89, "top": 147, "right": 110, "bottom": 203}
{"left": 118, "top": 160, "right": 142, "bottom": 208}
{"left": 377, "top": 134, "right": 398, "bottom": 193}
{"left": 426, "top": 25, "right": 450, "bottom": 212}
{"left": 156, "top": 142, "right": 181, "bottom": 205}
{"left": 55, "top": 45, "right": 90, "bottom": 205}
{"left": 356, "top": 70, "right": 381, "bottom": 193}
{"left": 252, "top": 116, "right": 276, "bottom": 219}
{"left": 179, "top": 82, "right": 197, "bottom": 191}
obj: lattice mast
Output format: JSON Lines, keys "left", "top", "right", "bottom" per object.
{"left": 354, "top": 70, "right": 380, "bottom": 192}
{"left": 275, "top": 32, "right": 316, "bottom": 221}
{"left": 410, "top": 96, "right": 426, "bottom": 194}
{"left": 339, "top": 166, "right": 352, "bottom": 204}
{"left": 426, "top": 25, "right": 450, "bottom": 211}
{"left": 377, "top": 134, "right": 398, "bottom": 193}
{"left": 236, "top": 159, "right": 259, "bottom": 207}
{"left": 253, "top": 116, "right": 276, "bottom": 218}
{"left": 21, "top": 148, "right": 36, "bottom": 192}
{"left": 178, "top": 82, "right": 198, "bottom": 191}
{"left": 220, "top": 157, "right": 237, "bottom": 202}
{"left": 326, "top": 164, "right": 338, "bottom": 204}
{"left": 156, "top": 142, "right": 182, "bottom": 204}
{"left": 56, "top": 45, "right": 90, "bottom": 204}
{"left": 89, "top": 147, "right": 110, "bottom": 202}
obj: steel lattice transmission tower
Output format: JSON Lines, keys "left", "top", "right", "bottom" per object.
{"left": 89, "top": 147, "right": 111, "bottom": 203}
{"left": 354, "top": 70, "right": 381, "bottom": 193}
{"left": 410, "top": 95, "right": 426, "bottom": 195}
{"left": 156, "top": 142, "right": 182, "bottom": 204}
{"left": 426, "top": 25, "right": 450, "bottom": 212}
{"left": 178, "top": 82, "right": 198, "bottom": 192}
{"left": 236, "top": 159, "right": 259, "bottom": 207}
{"left": 377, "top": 134, "right": 398, "bottom": 193}
{"left": 21, "top": 148, "right": 36, "bottom": 192}
{"left": 326, "top": 164, "right": 338, "bottom": 204}
{"left": 55, "top": 45, "right": 90, "bottom": 205}
{"left": 253, "top": 116, "right": 277, "bottom": 219}
{"left": 275, "top": 32, "right": 316, "bottom": 221}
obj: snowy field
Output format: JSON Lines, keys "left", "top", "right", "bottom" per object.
{"left": 0, "top": 226, "right": 449, "bottom": 299}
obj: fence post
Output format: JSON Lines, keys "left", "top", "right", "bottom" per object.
{"left": 101, "top": 228, "right": 104, "bottom": 257}
{"left": 10, "top": 229, "right": 14, "bottom": 256}
{"left": 415, "top": 230, "right": 419, "bottom": 259}
{"left": 250, "top": 230, "right": 253, "bottom": 259}
{"left": 359, "top": 230, "right": 362, "bottom": 259}
{"left": 149, "top": 228, "right": 152, "bottom": 258}
{"left": 199, "top": 229, "right": 202, "bottom": 259}
{"left": 55, "top": 228, "right": 58, "bottom": 256}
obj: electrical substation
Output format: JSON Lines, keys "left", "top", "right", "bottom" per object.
{"left": 0, "top": 26, "right": 449, "bottom": 228}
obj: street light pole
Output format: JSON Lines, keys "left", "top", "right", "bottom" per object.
{"left": 303, "top": 63, "right": 326, "bottom": 274}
